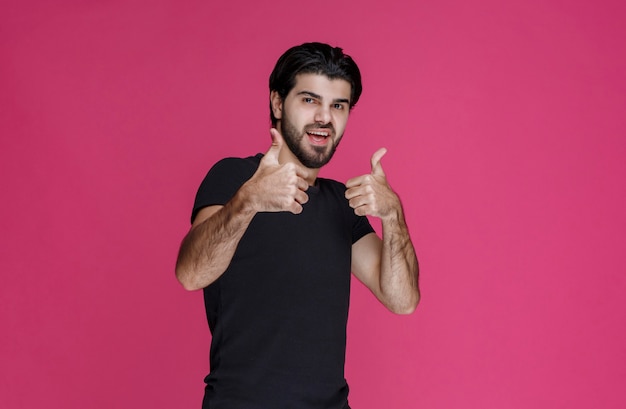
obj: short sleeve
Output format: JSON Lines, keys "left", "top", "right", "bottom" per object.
{"left": 191, "top": 155, "right": 261, "bottom": 224}
{"left": 351, "top": 214, "right": 375, "bottom": 244}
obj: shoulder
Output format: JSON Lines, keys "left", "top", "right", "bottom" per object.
{"left": 199, "top": 153, "right": 264, "bottom": 192}
{"left": 191, "top": 154, "right": 263, "bottom": 223}
{"left": 202, "top": 154, "right": 263, "bottom": 185}
{"left": 209, "top": 154, "right": 262, "bottom": 176}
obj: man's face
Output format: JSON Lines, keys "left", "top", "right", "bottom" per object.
{"left": 272, "top": 73, "right": 352, "bottom": 169}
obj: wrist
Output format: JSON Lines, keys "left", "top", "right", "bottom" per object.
{"left": 380, "top": 204, "right": 405, "bottom": 226}
{"left": 233, "top": 182, "right": 259, "bottom": 217}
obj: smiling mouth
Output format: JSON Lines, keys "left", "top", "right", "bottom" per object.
{"left": 306, "top": 130, "right": 331, "bottom": 146}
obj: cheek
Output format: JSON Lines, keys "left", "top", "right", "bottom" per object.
{"left": 334, "top": 116, "right": 349, "bottom": 135}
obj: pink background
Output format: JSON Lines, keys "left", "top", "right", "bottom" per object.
{"left": 1, "top": 0, "right": 625, "bottom": 408}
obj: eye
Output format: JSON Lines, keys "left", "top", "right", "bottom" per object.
{"left": 304, "top": 97, "right": 315, "bottom": 104}
{"left": 334, "top": 103, "right": 345, "bottom": 110}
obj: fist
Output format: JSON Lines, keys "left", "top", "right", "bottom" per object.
{"left": 245, "top": 128, "right": 310, "bottom": 214}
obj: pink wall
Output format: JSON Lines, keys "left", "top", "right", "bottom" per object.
{"left": 1, "top": 0, "right": 625, "bottom": 407}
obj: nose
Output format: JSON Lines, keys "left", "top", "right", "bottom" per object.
{"left": 314, "top": 105, "right": 331, "bottom": 125}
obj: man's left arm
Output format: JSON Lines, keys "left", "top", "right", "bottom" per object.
{"left": 346, "top": 148, "right": 420, "bottom": 314}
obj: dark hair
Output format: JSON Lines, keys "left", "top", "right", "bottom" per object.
{"left": 269, "top": 42, "right": 362, "bottom": 126}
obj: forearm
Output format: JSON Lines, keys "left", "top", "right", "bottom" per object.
{"left": 379, "top": 206, "right": 420, "bottom": 314}
{"left": 175, "top": 188, "right": 256, "bottom": 290}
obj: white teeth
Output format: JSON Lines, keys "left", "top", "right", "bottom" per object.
{"left": 309, "top": 131, "right": 329, "bottom": 137}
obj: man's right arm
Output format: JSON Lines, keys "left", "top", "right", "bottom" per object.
{"left": 175, "top": 128, "right": 309, "bottom": 291}
{"left": 175, "top": 192, "right": 255, "bottom": 290}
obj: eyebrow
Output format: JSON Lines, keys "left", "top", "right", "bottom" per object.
{"left": 296, "top": 90, "right": 350, "bottom": 105}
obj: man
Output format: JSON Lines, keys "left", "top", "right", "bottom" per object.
{"left": 176, "top": 42, "right": 419, "bottom": 409}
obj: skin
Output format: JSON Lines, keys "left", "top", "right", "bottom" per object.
{"left": 175, "top": 73, "right": 420, "bottom": 314}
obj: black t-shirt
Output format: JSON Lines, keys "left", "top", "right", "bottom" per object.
{"left": 192, "top": 154, "right": 374, "bottom": 409}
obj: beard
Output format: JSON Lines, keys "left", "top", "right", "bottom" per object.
{"left": 280, "top": 111, "right": 341, "bottom": 169}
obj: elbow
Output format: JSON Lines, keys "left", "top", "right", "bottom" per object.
{"left": 390, "top": 292, "right": 420, "bottom": 315}
{"left": 177, "top": 277, "right": 203, "bottom": 292}
{"left": 175, "top": 265, "right": 203, "bottom": 292}
{"left": 179, "top": 280, "right": 202, "bottom": 292}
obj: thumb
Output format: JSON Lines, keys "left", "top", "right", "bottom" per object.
{"left": 370, "top": 147, "right": 387, "bottom": 176}
{"left": 264, "top": 128, "right": 284, "bottom": 163}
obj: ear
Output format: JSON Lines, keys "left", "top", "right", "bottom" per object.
{"left": 270, "top": 90, "right": 283, "bottom": 120}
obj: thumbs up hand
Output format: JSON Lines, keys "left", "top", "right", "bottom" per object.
{"left": 261, "top": 127, "right": 285, "bottom": 166}
{"left": 242, "top": 128, "right": 310, "bottom": 214}
{"left": 345, "top": 148, "right": 400, "bottom": 218}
